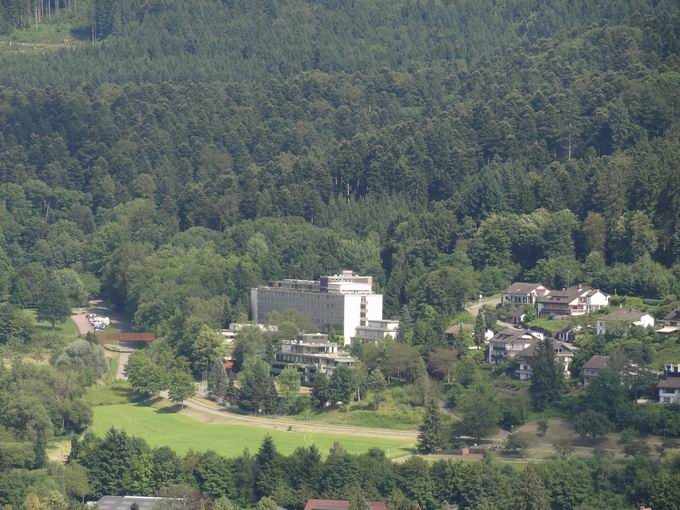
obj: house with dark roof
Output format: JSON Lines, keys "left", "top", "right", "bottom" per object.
{"left": 487, "top": 328, "right": 543, "bottom": 364}
{"left": 304, "top": 500, "right": 388, "bottom": 510}
{"left": 515, "top": 340, "right": 579, "bottom": 380}
{"left": 537, "top": 285, "right": 609, "bottom": 318}
{"left": 657, "top": 377, "right": 680, "bottom": 405}
{"left": 501, "top": 282, "right": 549, "bottom": 306}
{"left": 594, "top": 309, "right": 654, "bottom": 335}
{"left": 91, "top": 496, "right": 181, "bottom": 510}
{"left": 582, "top": 355, "right": 610, "bottom": 386}
{"left": 663, "top": 306, "right": 680, "bottom": 328}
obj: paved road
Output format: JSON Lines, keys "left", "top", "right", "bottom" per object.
{"left": 72, "top": 302, "right": 134, "bottom": 380}
{"left": 467, "top": 295, "right": 501, "bottom": 317}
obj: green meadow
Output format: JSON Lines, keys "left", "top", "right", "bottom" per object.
{"left": 91, "top": 403, "right": 414, "bottom": 458}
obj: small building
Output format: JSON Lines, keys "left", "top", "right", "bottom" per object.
{"left": 272, "top": 333, "right": 355, "bottom": 385}
{"left": 351, "top": 319, "right": 399, "bottom": 346}
{"left": 515, "top": 340, "right": 579, "bottom": 380}
{"left": 582, "top": 355, "right": 610, "bottom": 386}
{"left": 90, "top": 496, "right": 181, "bottom": 509}
{"left": 555, "top": 324, "right": 581, "bottom": 342}
{"left": 510, "top": 309, "right": 527, "bottom": 325}
{"left": 664, "top": 306, "right": 680, "bottom": 327}
{"left": 501, "top": 282, "right": 549, "bottom": 306}
{"left": 664, "top": 362, "right": 680, "bottom": 376}
{"left": 304, "top": 500, "right": 388, "bottom": 510}
{"left": 487, "top": 328, "right": 542, "bottom": 364}
{"left": 657, "top": 378, "right": 680, "bottom": 405}
{"left": 594, "top": 310, "right": 655, "bottom": 336}
{"left": 445, "top": 323, "right": 493, "bottom": 344}
{"left": 537, "top": 285, "right": 609, "bottom": 318}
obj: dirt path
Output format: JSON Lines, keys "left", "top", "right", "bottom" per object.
{"left": 175, "top": 396, "right": 418, "bottom": 441}
{"left": 467, "top": 295, "right": 501, "bottom": 317}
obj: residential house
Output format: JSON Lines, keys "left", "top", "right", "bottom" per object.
{"left": 663, "top": 306, "right": 680, "bottom": 327}
{"left": 582, "top": 355, "right": 609, "bottom": 386}
{"left": 90, "top": 496, "right": 181, "bottom": 509}
{"left": 657, "top": 362, "right": 680, "bottom": 405}
{"left": 304, "top": 500, "right": 388, "bottom": 510}
{"left": 445, "top": 323, "right": 493, "bottom": 344}
{"left": 537, "top": 285, "right": 609, "bottom": 318}
{"left": 594, "top": 309, "right": 655, "bottom": 336}
{"left": 657, "top": 378, "right": 680, "bottom": 405}
{"left": 515, "top": 340, "right": 579, "bottom": 380}
{"left": 510, "top": 308, "right": 527, "bottom": 325}
{"left": 272, "top": 333, "right": 355, "bottom": 385}
{"left": 555, "top": 324, "right": 582, "bottom": 342}
{"left": 487, "top": 328, "right": 543, "bottom": 364}
{"left": 501, "top": 282, "right": 549, "bottom": 306}
{"left": 351, "top": 319, "right": 399, "bottom": 346}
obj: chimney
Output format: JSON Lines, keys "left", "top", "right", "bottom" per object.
{"left": 577, "top": 283, "right": 582, "bottom": 290}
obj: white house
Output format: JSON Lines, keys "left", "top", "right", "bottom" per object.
{"left": 501, "top": 282, "right": 550, "bottom": 306}
{"left": 515, "top": 340, "right": 579, "bottom": 380}
{"left": 487, "top": 328, "right": 543, "bottom": 364}
{"left": 537, "top": 284, "right": 609, "bottom": 318}
{"left": 657, "top": 378, "right": 680, "bottom": 405}
{"left": 594, "top": 310, "right": 655, "bottom": 336}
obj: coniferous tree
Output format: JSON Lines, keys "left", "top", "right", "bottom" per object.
{"left": 473, "top": 312, "right": 486, "bottom": 348}
{"left": 208, "top": 358, "right": 229, "bottom": 402}
{"left": 529, "top": 338, "right": 565, "bottom": 411}
{"left": 417, "top": 399, "right": 447, "bottom": 454}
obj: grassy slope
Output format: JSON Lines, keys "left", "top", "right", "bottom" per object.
{"left": 91, "top": 403, "right": 413, "bottom": 458}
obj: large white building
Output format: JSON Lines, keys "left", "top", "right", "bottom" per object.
{"left": 250, "top": 271, "right": 384, "bottom": 344}
{"left": 272, "top": 333, "right": 355, "bottom": 385}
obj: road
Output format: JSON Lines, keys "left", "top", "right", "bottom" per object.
{"left": 467, "top": 295, "right": 500, "bottom": 317}
{"left": 175, "top": 395, "right": 419, "bottom": 441}
{"left": 72, "top": 301, "right": 134, "bottom": 380}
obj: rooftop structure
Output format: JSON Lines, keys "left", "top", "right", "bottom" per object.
{"left": 251, "top": 271, "right": 386, "bottom": 344}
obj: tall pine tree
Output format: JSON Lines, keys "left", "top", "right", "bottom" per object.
{"left": 529, "top": 338, "right": 565, "bottom": 411}
{"left": 417, "top": 399, "right": 447, "bottom": 454}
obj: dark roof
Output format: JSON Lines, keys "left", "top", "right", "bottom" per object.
{"left": 583, "top": 355, "right": 610, "bottom": 370}
{"left": 304, "top": 500, "right": 388, "bottom": 510}
{"left": 665, "top": 306, "right": 680, "bottom": 322}
{"left": 598, "top": 309, "right": 648, "bottom": 322}
{"left": 445, "top": 323, "right": 472, "bottom": 335}
{"left": 502, "top": 282, "right": 547, "bottom": 295}
{"left": 94, "top": 496, "right": 180, "bottom": 510}
{"left": 491, "top": 328, "right": 538, "bottom": 344}
{"left": 517, "top": 340, "right": 577, "bottom": 358}
{"left": 657, "top": 378, "right": 680, "bottom": 389}
{"left": 538, "top": 285, "right": 593, "bottom": 303}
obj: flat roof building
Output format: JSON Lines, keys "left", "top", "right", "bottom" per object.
{"left": 251, "top": 271, "right": 384, "bottom": 344}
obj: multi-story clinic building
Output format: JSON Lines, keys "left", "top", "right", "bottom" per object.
{"left": 250, "top": 271, "right": 384, "bottom": 344}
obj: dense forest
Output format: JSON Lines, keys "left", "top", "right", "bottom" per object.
{"left": 1, "top": 0, "right": 680, "bottom": 508}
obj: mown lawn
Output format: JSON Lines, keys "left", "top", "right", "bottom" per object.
{"left": 24, "top": 309, "right": 79, "bottom": 338}
{"left": 91, "top": 403, "right": 414, "bottom": 458}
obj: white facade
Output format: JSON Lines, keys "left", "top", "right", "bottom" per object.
{"left": 273, "top": 334, "right": 355, "bottom": 385}
{"left": 250, "top": 271, "right": 384, "bottom": 344}
{"left": 594, "top": 311, "right": 655, "bottom": 336}
{"left": 351, "top": 319, "right": 400, "bottom": 345}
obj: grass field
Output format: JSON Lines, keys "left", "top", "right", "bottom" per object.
{"left": 24, "top": 309, "right": 80, "bottom": 338}
{"left": 91, "top": 403, "right": 414, "bottom": 458}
